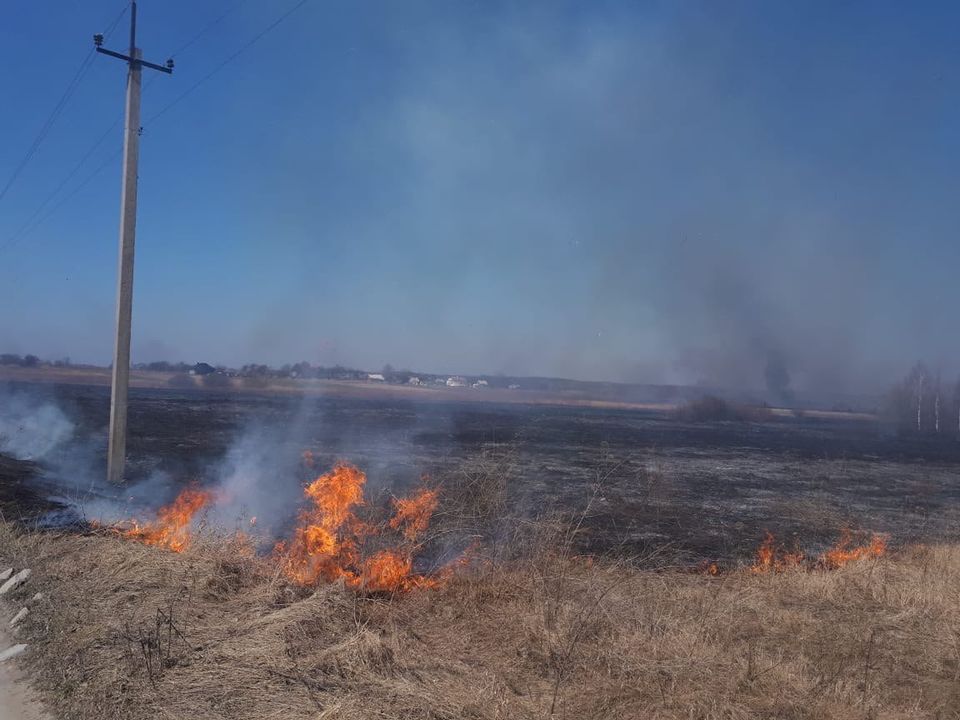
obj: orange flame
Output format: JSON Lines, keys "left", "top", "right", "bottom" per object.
{"left": 819, "top": 530, "right": 887, "bottom": 569}
{"left": 120, "top": 487, "right": 212, "bottom": 553}
{"left": 694, "top": 560, "right": 720, "bottom": 576}
{"left": 750, "top": 530, "right": 888, "bottom": 574}
{"left": 275, "top": 463, "right": 366, "bottom": 585}
{"left": 360, "top": 550, "right": 413, "bottom": 590}
{"left": 275, "top": 462, "right": 448, "bottom": 592}
{"left": 750, "top": 531, "right": 804, "bottom": 574}
{"left": 389, "top": 486, "right": 439, "bottom": 542}
{"left": 104, "top": 458, "right": 459, "bottom": 593}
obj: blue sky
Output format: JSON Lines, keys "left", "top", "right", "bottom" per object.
{"left": 1, "top": 1, "right": 958, "bottom": 393}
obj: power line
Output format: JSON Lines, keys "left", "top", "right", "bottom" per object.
{"left": 169, "top": 0, "right": 251, "bottom": 59}
{"left": 2, "top": 119, "right": 122, "bottom": 249}
{"left": 103, "top": 3, "right": 132, "bottom": 44}
{"left": 1, "top": 0, "right": 312, "bottom": 254}
{"left": 0, "top": 147, "right": 122, "bottom": 256}
{"left": 144, "top": 0, "right": 312, "bottom": 127}
{"left": 0, "top": 52, "right": 96, "bottom": 207}
{"left": 0, "top": 3, "right": 128, "bottom": 208}
{"left": 37, "top": 148, "right": 124, "bottom": 235}
{"left": 0, "top": 3, "right": 133, "bottom": 254}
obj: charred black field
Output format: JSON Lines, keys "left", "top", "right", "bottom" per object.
{"left": 3, "top": 380, "right": 960, "bottom": 565}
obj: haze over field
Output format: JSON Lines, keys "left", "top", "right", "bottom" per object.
{"left": 1, "top": 1, "right": 958, "bottom": 395}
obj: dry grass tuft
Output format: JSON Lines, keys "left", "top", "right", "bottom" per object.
{"left": 2, "top": 520, "right": 960, "bottom": 719}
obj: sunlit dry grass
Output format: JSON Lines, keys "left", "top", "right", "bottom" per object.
{"left": 1, "top": 519, "right": 959, "bottom": 719}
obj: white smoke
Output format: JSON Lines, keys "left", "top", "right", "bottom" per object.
{"left": 205, "top": 424, "right": 309, "bottom": 537}
{"left": 0, "top": 392, "right": 75, "bottom": 461}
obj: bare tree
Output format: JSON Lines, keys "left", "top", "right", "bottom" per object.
{"left": 913, "top": 365, "right": 929, "bottom": 432}
{"left": 953, "top": 377, "right": 960, "bottom": 438}
{"left": 886, "top": 363, "right": 934, "bottom": 435}
{"left": 935, "top": 372, "right": 941, "bottom": 434}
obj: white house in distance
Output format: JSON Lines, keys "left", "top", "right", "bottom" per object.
{"left": 472, "top": 379, "right": 489, "bottom": 389}
{"left": 367, "top": 373, "right": 385, "bottom": 382}
{"left": 446, "top": 376, "right": 467, "bottom": 388}
{"left": 408, "top": 377, "right": 422, "bottom": 386}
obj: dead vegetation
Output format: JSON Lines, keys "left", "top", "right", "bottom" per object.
{"left": 2, "top": 517, "right": 960, "bottom": 720}
{"left": 674, "top": 395, "right": 774, "bottom": 423}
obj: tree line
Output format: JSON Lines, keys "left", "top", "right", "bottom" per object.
{"left": 0, "top": 353, "right": 41, "bottom": 367}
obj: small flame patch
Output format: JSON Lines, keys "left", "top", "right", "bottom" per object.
{"left": 749, "top": 530, "right": 887, "bottom": 574}
{"left": 117, "top": 486, "right": 212, "bottom": 553}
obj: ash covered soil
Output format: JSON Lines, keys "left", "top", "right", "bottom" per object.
{"left": 3, "top": 381, "right": 960, "bottom": 564}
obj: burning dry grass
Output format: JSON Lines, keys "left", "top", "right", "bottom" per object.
{"left": 102, "top": 461, "right": 453, "bottom": 593}
{"left": 2, "top": 518, "right": 960, "bottom": 720}
{"left": 111, "top": 486, "right": 213, "bottom": 553}
{"left": 747, "top": 529, "right": 888, "bottom": 574}
{"left": 273, "top": 463, "right": 446, "bottom": 592}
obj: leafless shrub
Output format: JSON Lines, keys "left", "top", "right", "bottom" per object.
{"left": 432, "top": 445, "right": 515, "bottom": 557}
{"left": 119, "top": 606, "right": 193, "bottom": 685}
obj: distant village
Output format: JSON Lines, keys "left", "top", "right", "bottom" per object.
{"left": 4, "top": 352, "right": 845, "bottom": 409}
{"left": 0, "top": 352, "right": 532, "bottom": 391}
{"left": 126, "top": 360, "right": 525, "bottom": 392}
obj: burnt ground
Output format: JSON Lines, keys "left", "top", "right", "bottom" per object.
{"left": 2, "top": 381, "right": 960, "bottom": 565}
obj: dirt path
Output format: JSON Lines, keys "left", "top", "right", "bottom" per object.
{"left": 0, "top": 627, "right": 47, "bottom": 720}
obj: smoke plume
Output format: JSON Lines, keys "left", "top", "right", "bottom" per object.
{"left": 0, "top": 389, "right": 74, "bottom": 461}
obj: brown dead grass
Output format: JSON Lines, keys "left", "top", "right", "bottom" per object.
{"left": 2, "top": 520, "right": 960, "bottom": 720}
{"left": 673, "top": 396, "right": 775, "bottom": 423}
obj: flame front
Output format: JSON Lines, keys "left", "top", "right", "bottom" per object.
{"left": 819, "top": 530, "right": 887, "bottom": 569}
{"left": 275, "top": 463, "right": 366, "bottom": 585}
{"left": 120, "top": 487, "right": 212, "bottom": 553}
{"left": 275, "top": 463, "right": 445, "bottom": 592}
{"left": 750, "top": 531, "right": 804, "bottom": 574}
{"left": 104, "top": 459, "right": 453, "bottom": 593}
{"left": 389, "top": 486, "right": 439, "bottom": 542}
{"left": 750, "top": 530, "right": 887, "bottom": 574}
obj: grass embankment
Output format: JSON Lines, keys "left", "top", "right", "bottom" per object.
{"left": 1, "top": 521, "right": 958, "bottom": 719}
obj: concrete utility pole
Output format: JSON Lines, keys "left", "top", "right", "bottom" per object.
{"left": 95, "top": 3, "right": 174, "bottom": 483}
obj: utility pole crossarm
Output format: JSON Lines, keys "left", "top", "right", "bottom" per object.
{"left": 93, "top": 0, "right": 174, "bottom": 75}
{"left": 95, "top": 1, "right": 174, "bottom": 484}
{"left": 95, "top": 47, "right": 174, "bottom": 74}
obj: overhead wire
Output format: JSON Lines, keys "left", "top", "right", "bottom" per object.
{"left": 19, "top": 148, "right": 123, "bottom": 247}
{"left": 131, "top": 0, "right": 248, "bottom": 102}
{"left": 144, "top": 0, "right": 312, "bottom": 127}
{"left": 0, "top": 53, "right": 96, "bottom": 207}
{"left": 1, "top": 120, "right": 123, "bottom": 253}
{"left": 1, "top": 0, "right": 312, "bottom": 256}
{"left": 0, "top": 149, "right": 122, "bottom": 280}
{"left": 167, "top": 0, "right": 252, "bottom": 60}
{"left": 0, "top": 2, "right": 128, "bottom": 209}
{"left": 0, "top": 3, "right": 130, "bottom": 254}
